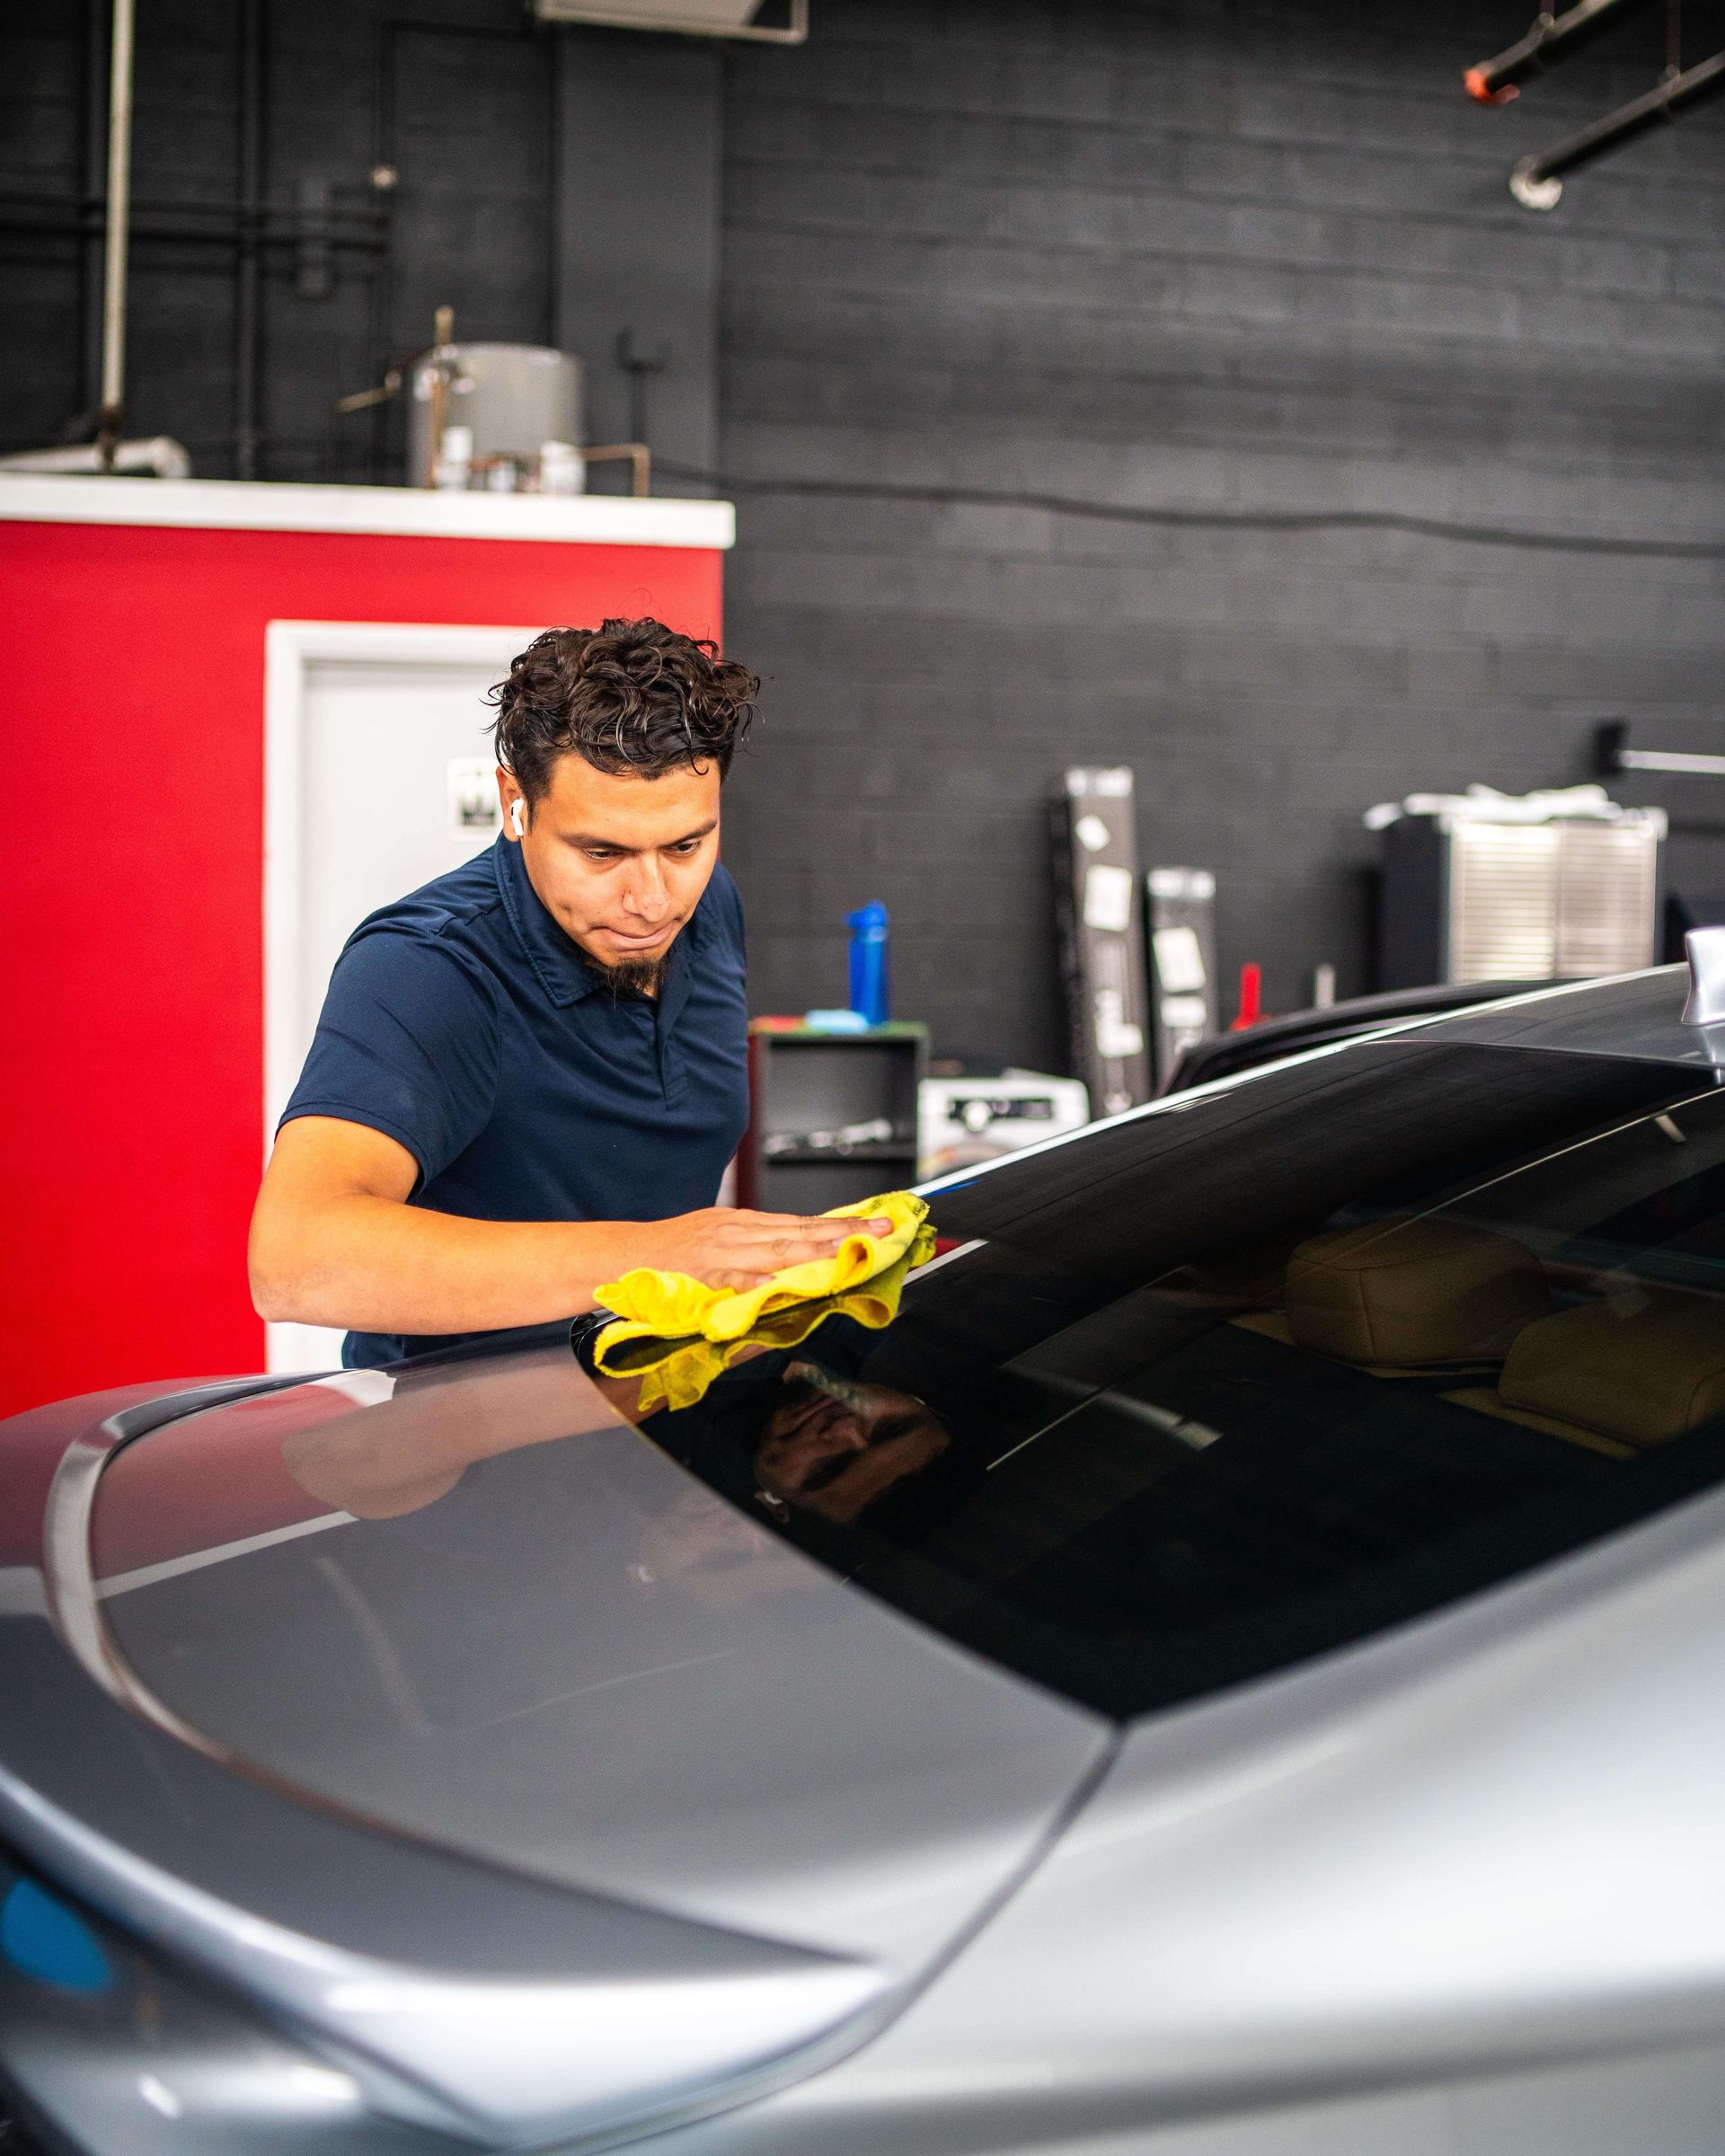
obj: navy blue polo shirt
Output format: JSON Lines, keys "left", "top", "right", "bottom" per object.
{"left": 279, "top": 835, "right": 750, "bottom": 1369}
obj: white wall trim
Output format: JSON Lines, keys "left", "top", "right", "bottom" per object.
{"left": 263, "top": 620, "right": 544, "bottom": 1373}
{"left": 0, "top": 473, "right": 734, "bottom": 550}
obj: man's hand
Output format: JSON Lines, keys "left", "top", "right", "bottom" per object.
{"left": 639, "top": 1207, "right": 894, "bottom": 1291}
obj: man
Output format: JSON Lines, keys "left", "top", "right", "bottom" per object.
{"left": 742, "top": 1358, "right": 950, "bottom": 1524}
{"left": 251, "top": 616, "right": 886, "bottom": 1368}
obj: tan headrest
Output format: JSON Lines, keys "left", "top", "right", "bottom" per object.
{"left": 1286, "top": 1218, "right": 1551, "bottom": 1369}
{"left": 1500, "top": 1293, "right": 1725, "bottom": 1449}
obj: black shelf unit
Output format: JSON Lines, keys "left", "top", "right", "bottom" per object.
{"left": 739, "top": 1022, "right": 928, "bottom": 1213}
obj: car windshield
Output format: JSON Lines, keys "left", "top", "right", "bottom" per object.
{"left": 632, "top": 1039, "right": 1725, "bottom": 1719}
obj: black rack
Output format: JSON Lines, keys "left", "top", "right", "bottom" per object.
{"left": 738, "top": 1023, "right": 928, "bottom": 1214}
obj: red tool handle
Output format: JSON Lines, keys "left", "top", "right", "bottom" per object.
{"left": 1229, "top": 962, "right": 1262, "bottom": 1032}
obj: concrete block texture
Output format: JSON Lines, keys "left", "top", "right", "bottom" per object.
{"left": 0, "top": 0, "right": 584, "bottom": 484}
{"left": 720, "top": 0, "right": 1725, "bottom": 1056}
{"left": 4, "top": 0, "right": 1723, "bottom": 1067}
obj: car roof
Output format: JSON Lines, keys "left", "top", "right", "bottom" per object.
{"left": 1163, "top": 977, "right": 1558, "bottom": 1094}
{"left": 1410, "top": 965, "right": 1718, "bottom": 1071}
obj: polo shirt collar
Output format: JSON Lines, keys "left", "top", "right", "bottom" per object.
{"left": 491, "top": 835, "right": 715, "bottom": 1013}
{"left": 493, "top": 835, "right": 601, "bottom": 1008}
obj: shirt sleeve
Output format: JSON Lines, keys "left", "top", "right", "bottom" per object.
{"left": 279, "top": 930, "right": 501, "bottom": 1189}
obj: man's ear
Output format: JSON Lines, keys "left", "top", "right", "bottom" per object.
{"left": 497, "top": 768, "right": 526, "bottom": 841}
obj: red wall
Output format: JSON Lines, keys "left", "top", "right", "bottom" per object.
{"left": 0, "top": 518, "right": 724, "bottom": 1417}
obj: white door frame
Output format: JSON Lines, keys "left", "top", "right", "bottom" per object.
{"left": 261, "top": 619, "right": 543, "bottom": 1369}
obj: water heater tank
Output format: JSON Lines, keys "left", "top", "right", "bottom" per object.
{"left": 407, "top": 342, "right": 583, "bottom": 483}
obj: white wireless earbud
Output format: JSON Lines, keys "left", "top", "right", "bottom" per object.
{"left": 510, "top": 799, "right": 526, "bottom": 838}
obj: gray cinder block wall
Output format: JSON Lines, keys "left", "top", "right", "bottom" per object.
{"left": 0, "top": 1, "right": 720, "bottom": 484}
{"left": 4, "top": 0, "right": 1723, "bottom": 1069}
{"left": 0, "top": 0, "right": 563, "bottom": 483}
{"left": 716, "top": 0, "right": 1725, "bottom": 1064}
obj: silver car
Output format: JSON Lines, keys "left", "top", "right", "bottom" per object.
{"left": 9, "top": 966, "right": 1725, "bottom": 2156}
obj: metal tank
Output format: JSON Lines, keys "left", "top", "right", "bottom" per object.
{"left": 407, "top": 340, "right": 583, "bottom": 489}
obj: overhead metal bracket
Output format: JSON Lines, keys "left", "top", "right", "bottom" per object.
{"left": 1464, "top": 2, "right": 1725, "bottom": 208}
{"left": 531, "top": 0, "right": 807, "bottom": 40}
{"left": 1509, "top": 45, "right": 1725, "bottom": 207}
{"left": 1464, "top": 0, "right": 1658, "bottom": 103}
{"left": 1597, "top": 720, "right": 1725, "bottom": 782}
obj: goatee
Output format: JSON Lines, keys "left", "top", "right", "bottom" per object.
{"left": 597, "top": 952, "right": 669, "bottom": 999}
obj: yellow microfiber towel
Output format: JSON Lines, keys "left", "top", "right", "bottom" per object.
{"left": 592, "top": 1191, "right": 936, "bottom": 1409}
{"left": 595, "top": 1248, "right": 923, "bottom": 1415}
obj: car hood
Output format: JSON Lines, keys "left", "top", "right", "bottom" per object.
{"left": 66, "top": 1348, "right": 1108, "bottom": 1975}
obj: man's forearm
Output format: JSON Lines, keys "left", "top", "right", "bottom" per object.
{"left": 252, "top": 1195, "right": 658, "bottom": 1333}
{"left": 251, "top": 1118, "right": 889, "bottom": 1335}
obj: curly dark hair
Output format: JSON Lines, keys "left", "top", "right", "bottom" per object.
{"left": 489, "top": 618, "right": 757, "bottom": 800}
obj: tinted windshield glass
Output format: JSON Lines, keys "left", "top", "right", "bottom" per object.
{"left": 631, "top": 1042, "right": 1725, "bottom": 1718}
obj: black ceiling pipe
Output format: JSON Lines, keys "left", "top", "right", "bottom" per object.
{"left": 1510, "top": 44, "right": 1725, "bottom": 203}
{"left": 233, "top": 0, "right": 264, "bottom": 482}
{"left": 1464, "top": 0, "right": 1658, "bottom": 103}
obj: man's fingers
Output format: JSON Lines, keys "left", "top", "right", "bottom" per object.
{"left": 798, "top": 1213, "right": 894, "bottom": 1237}
{"left": 686, "top": 1259, "right": 778, "bottom": 1289}
{"left": 765, "top": 1234, "right": 835, "bottom": 1268}
{"left": 731, "top": 1212, "right": 847, "bottom": 1243}
{"left": 677, "top": 1209, "right": 901, "bottom": 1289}
{"left": 727, "top": 1231, "right": 860, "bottom": 1270}
{"left": 731, "top": 1210, "right": 894, "bottom": 1241}
{"left": 739, "top": 1213, "right": 895, "bottom": 1246}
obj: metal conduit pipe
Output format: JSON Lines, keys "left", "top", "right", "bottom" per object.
{"left": 1510, "top": 44, "right": 1725, "bottom": 204}
{"left": 234, "top": 0, "right": 265, "bottom": 481}
{"left": 578, "top": 442, "right": 652, "bottom": 497}
{"left": 0, "top": 190, "right": 386, "bottom": 247}
{"left": 80, "top": 0, "right": 109, "bottom": 417}
{"left": 95, "top": 0, "right": 135, "bottom": 469}
{"left": 0, "top": 437, "right": 191, "bottom": 478}
{"left": 1464, "top": 0, "right": 1658, "bottom": 103}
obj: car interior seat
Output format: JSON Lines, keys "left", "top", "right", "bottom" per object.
{"left": 1071, "top": 1216, "right": 1725, "bottom": 1475}
{"left": 1233, "top": 1215, "right": 1552, "bottom": 1379}
{"left": 1218, "top": 1214, "right": 1725, "bottom": 1459}
{"left": 1445, "top": 1289, "right": 1725, "bottom": 1458}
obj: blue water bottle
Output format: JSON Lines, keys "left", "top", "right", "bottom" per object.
{"left": 846, "top": 901, "right": 890, "bottom": 1026}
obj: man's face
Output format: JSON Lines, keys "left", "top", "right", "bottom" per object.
{"left": 754, "top": 1362, "right": 950, "bottom": 1524}
{"left": 501, "top": 753, "right": 721, "bottom": 978}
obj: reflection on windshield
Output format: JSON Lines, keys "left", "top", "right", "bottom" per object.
{"left": 591, "top": 1246, "right": 928, "bottom": 1414}
{"left": 271, "top": 1310, "right": 952, "bottom": 1542}
{"left": 751, "top": 1362, "right": 949, "bottom": 1523}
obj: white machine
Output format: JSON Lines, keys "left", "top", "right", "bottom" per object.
{"left": 1374, "top": 789, "right": 1665, "bottom": 988}
{"left": 919, "top": 1072, "right": 1092, "bottom": 1180}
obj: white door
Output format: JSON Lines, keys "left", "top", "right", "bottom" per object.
{"left": 264, "top": 623, "right": 544, "bottom": 1373}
